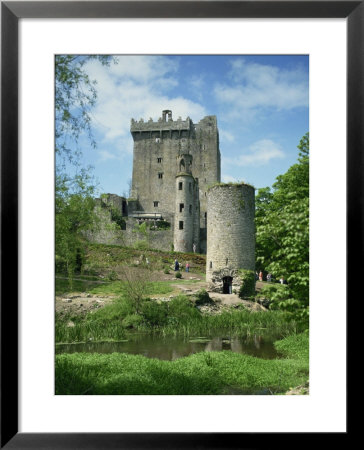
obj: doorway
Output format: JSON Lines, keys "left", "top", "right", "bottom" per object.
{"left": 222, "top": 276, "right": 233, "bottom": 294}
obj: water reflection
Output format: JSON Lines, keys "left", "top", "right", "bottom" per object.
{"left": 56, "top": 333, "right": 281, "bottom": 361}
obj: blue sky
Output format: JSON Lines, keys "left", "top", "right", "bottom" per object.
{"left": 78, "top": 55, "right": 308, "bottom": 196}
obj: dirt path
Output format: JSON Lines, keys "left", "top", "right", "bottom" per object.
{"left": 56, "top": 272, "right": 267, "bottom": 316}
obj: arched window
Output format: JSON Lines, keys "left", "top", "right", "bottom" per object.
{"left": 179, "top": 159, "right": 185, "bottom": 172}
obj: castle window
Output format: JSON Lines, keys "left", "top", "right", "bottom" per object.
{"left": 209, "top": 261, "right": 212, "bottom": 269}
{"left": 179, "top": 203, "right": 184, "bottom": 213}
{"left": 226, "top": 258, "right": 228, "bottom": 265}
{"left": 157, "top": 157, "right": 162, "bottom": 163}
{"left": 179, "top": 159, "right": 185, "bottom": 172}
{"left": 158, "top": 173, "right": 163, "bottom": 179}
{"left": 178, "top": 182, "right": 183, "bottom": 190}
{"left": 189, "top": 205, "right": 192, "bottom": 214}
{"left": 179, "top": 221, "right": 184, "bottom": 230}
{"left": 154, "top": 201, "right": 159, "bottom": 207}
{"left": 189, "top": 182, "right": 192, "bottom": 192}
{"left": 204, "top": 178, "right": 207, "bottom": 183}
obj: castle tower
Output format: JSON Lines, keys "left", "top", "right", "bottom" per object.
{"left": 130, "top": 110, "right": 221, "bottom": 252}
{"left": 173, "top": 154, "right": 197, "bottom": 253}
{"left": 206, "top": 183, "right": 255, "bottom": 293}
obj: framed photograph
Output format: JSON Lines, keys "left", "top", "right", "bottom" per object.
{"left": 2, "top": 1, "right": 357, "bottom": 447}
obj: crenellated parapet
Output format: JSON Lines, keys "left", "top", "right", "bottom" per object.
{"left": 130, "top": 110, "right": 193, "bottom": 135}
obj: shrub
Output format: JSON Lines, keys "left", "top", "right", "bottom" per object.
{"left": 141, "top": 300, "right": 168, "bottom": 326}
{"left": 168, "top": 295, "right": 200, "bottom": 321}
{"left": 122, "top": 314, "right": 143, "bottom": 329}
{"left": 134, "top": 240, "right": 149, "bottom": 250}
{"left": 164, "top": 267, "right": 170, "bottom": 274}
{"left": 153, "top": 220, "right": 170, "bottom": 230}
{"left": 107, "top": 270, "right": 118, "bottom": 281}
{"left": 175, "top": 271, "right": 182, "bottom": 279}
{"left": 194, "top": 289, "right": 213, "bottom": 306}
{"left": 55, "top": 255, "right": 67, "bottom": 274}
{"left": 238, "top": 269, "right": 256, "bottom": 298}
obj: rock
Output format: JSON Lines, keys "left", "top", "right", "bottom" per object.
{"left": 66, "top": 321, "right": 75, "bottom": 328}
{"left": 62, "top": 298, "right": 72, "bottom": 303}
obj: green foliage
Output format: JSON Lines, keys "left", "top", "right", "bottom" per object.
{"left": 164, "top": 267, "right": 170, "bottom": 274}
{"left": 151, "top": 220, "right": 171, "bottom": 230}
{"left": 55, "top": 55, "right": 117, "bottom": 287}
{"left": 141, "top": 300, "right": 169, "bottom": 326}
{"left": 194, "top": 289, "right": 212, "bottom": 306}
{"left": 56, "top": 55, "right": 116, "bottom": 165}
{"left": 55, "top": 333, "right": 309, "bottom": 395}
{"left": 110, "top": 207, "right": 126, "bottom": 230}
{"left": 133, "top": 240, "right": 149, "bottom": 250}
{"left": 255, "top": 133, "right": 309, "bottom": 328}
{"left": 106, "top": 270, "right": 118, "bottom": 281}
{"left": 122, "top": 314, "right": 143, "bottom": 329}
{"left": 168, "top": 296, "right": 200, "bottom": 322}
{"left": 56, "top": 175, "right": 97, "bottom": 287}
{"left": 259, "top": 283, "right": 290, "bottom": 303}
{"left": 238, "top": 270, "right": 256, "bottom": 298}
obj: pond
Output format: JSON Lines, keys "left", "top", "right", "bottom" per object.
{"left": 56, "top": 333, "right": 282, "bottom": 361}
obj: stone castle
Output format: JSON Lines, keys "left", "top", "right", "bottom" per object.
{"left": 93, "top": 110, "right": 255, "bottom": 293}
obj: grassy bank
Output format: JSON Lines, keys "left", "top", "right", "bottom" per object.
{"left": 55, "top": 332, "right": 309, "bottom": 395}
{"left": 56, "top": 295, "right": 297, "bottom": 343}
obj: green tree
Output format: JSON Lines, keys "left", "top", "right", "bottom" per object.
{"left": 55, "top": 55, "right": 116, "bottom": 285}
{"left": 255, "top": 133, "right": 309, "bottom": 326}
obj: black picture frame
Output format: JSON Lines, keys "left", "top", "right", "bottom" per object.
{"left": 1, "top": 1, "right": 356, "bottom": 448}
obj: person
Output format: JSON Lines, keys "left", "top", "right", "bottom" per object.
{"left": 174, "top": 259, "right": 179, "bottom": 271}
{"left": 280, "top": 276, "right": 287, "bottom": 285}
{"left": 192, "top": 243, "right": 196, "bottom": 253}
{"left": 259, "top": 271, "right": 263, "bottom": 281}
{"left": 185, "top": 262, "right": 190, "bottom": 272}
{"left": 255, "top": 272, "right": 259, "bottom": 281}
{"left": 145, "top": 257, "right": 149, "bottom": 265}
{"left": 267, "top": 273, "right": 271, "bottom": 283}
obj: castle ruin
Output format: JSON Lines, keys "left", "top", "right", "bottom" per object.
{"left": 92, "top": 110, "right": 255, "bottom": 293}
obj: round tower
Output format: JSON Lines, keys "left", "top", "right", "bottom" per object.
{"left": 206, "top": 183, "right": 255, "bottom": 292}
{"left": 174, "top": 154, "right": 195, "bottom": 253}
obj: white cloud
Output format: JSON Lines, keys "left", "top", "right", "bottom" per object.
{"left": 84, "top": 56, "right": 206, "bottom": 148}
{"left": 219, "top": 129, "right": 235, "bottom": 143}
{"left": 214, "top": 58, "right": 308, "bottom": 117}
{"left": 221, "top": 174, "right": 239, "bottom": 183}
{"left": 98, "top": 150, "right": 118, "bottom": 162}
{"left": 224, "top": 139, "right": 285, "bottom": 167}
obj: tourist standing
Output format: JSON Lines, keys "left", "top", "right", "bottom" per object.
{"left": 259, "top": 271, "right": 263, "bottom": 281}
{"left": 267, "top": 273, "right": 272, "bottom": 283}
{"left": 174, "top": 259, "right": 179, "bottom": 271}
{"left": 185, "top": 262, "right": 190, "bottom": 272}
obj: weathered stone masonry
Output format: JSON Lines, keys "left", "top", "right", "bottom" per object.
{"left": 89, "top": 110, "right": 256, "bottom": 294}
{"left": 206, "top": 184, "right": 255, "bottom": 292}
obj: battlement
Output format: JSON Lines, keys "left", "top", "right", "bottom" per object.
{"left": 130, "top": 110, "right": 193, "bottom": 133}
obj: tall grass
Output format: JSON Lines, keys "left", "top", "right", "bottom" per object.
{"left": 55, "top": 333, "right": 309, "bottom": 395}
{"left": 56, "top": 296, "right": 296, "bottom": 343}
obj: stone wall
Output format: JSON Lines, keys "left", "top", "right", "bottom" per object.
{"left": 206, "top": 183, "right": 255, "bottom": 287}
{"left": 86, "top": 208, "right": 173, "bottom": 252}
{"left": 130, "top": 111, "right": 221, "bottom": 236}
